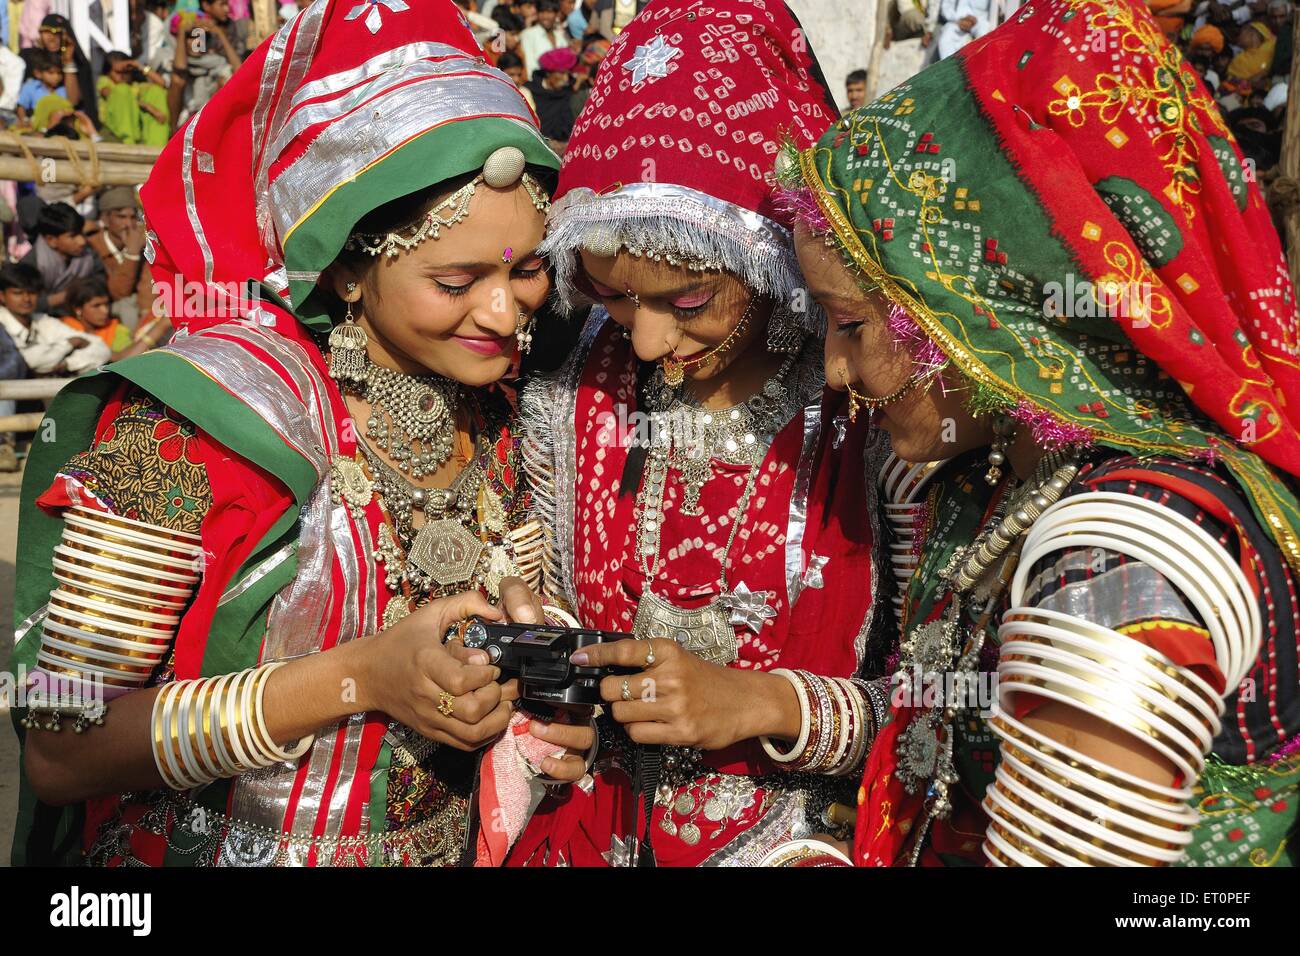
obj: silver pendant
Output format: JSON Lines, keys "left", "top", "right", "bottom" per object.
{"left": 678, "top": 822, "right": 701, "bottom": 846}
{"left": 330, "top": 455, "right": 373, "bottom": 520}
{"left": 718, "top": 581, "right": 777, "bottom": 635}
{"left": 632, "top": 590, "right": 738, "bottom": 666}
{"left": 702, "top": 797, "right": 726, "bottom": 823}
{"left": 407, "top": 518, "right": 484, "bottom": 587}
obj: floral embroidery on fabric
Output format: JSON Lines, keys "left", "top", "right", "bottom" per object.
{"left": 1050, "top": 0, "right": 1225, "bottom": 221}
{"left": 59, "top": 390, "right": 211, "bottom": 534}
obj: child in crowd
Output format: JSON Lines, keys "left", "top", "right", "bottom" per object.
{"left": 60, "top": 276, "right": 131, "bottom": 357}
{"left": 15, "top": 48, "right": 66, "bottom": 129}
{"left": 0, "top": 262, "right": 109, "bottom": 375}
{"left": 20, "top": 202, "right": 107, "bottom": 315}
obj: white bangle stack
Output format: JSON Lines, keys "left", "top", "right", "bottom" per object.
{"left": 760, "top": 668, "right": 874, "bottom": 776}
{"left": 982, "top": 492, "right": 1261, "bottom": 866}
{"left": 151, "top": 661, "right": 315, "bottom": 790}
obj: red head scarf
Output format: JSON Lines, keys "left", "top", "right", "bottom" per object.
{"left": 539, "top": 0, "right": 839, "bottom": 322}
{"left": 141, "top": 0, "right": 556, "bottom": 336}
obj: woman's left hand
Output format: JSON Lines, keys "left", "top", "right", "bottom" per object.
{"left": 572, "top": 638, "right": 796, "bottom": 751}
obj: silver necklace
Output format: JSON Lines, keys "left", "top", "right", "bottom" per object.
{"left": 642, "top": 351, "right": 800, "bottom": 514}
{"left": 353, "top": 362, "right": 462, "bottom": 479}
{"left": 893, "top": 449, "right": 1079, "bottom": 862}
{"left": 629, "top": 351, "right": 805, "bottom": 663}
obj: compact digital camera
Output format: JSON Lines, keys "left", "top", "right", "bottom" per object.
{"left": 461, "top": 620, "right": 634, "bottom": 707}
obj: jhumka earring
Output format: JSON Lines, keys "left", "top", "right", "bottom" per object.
{"left": 515, "top": 310, "right": 536, "bottom": 354}
{"left": 329, "top": 281, "right": 369, "bottom": 384}
{"left": 986, "top": 413, "right": 1016, "bottom": 486}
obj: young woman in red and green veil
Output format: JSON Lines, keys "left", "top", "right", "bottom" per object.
{"left": 782, "top": 0, "right": 1300, "bottom": 866}
{"left": 9, "top": 0, "right": 598, "bottom": 867}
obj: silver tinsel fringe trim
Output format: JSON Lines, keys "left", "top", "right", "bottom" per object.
{"left": 539, "top": 184, "right": 825, "bottom": 336}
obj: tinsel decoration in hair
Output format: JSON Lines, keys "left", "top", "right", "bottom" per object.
{"left": 772, "top": 138, "right": 831, "bottom": 235}
{"left": 886, "top": 302, "right": 948, "bottom": 384}
{"left": 773, "top": 183, "right": 831, "bottom": 235}
{"left": 964, "top": 382, "right": 1094, "bottom": 449}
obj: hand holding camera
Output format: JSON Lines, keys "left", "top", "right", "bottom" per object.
{"left": 361, "top": 590, "right": 517, "bottom": 751}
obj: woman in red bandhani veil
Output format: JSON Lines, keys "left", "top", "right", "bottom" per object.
{"left": 508, "top": 0, "right": 890, "bottom": 868}
{"left": 9, "top": 0, "right": 599, "bottom": 867}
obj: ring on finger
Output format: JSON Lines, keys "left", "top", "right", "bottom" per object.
{"left": 621, "top": 678, "right": 632, "bottom": 702}
{"left": 437, "top": 690, "right": 455, "bottom": 717}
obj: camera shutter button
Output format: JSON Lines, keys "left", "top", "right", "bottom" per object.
{"left": 487, "top": 645, "right": 502, "bottom": 663}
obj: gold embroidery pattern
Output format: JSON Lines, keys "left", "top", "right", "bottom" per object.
{"left": 60, "top": 391, "right": 212, "bottom": 535}
{"left": 1050, "top": 0, "right": 1226, "bottom": 221}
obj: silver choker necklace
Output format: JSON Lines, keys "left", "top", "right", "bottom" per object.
{"left": 642, "top": 351, "right": 803, "bottom": 515}
{"left": 339, "top": 358, "right": 462, "bottom": 479}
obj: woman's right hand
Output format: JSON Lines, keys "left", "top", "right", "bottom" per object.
{"left": 361, "top": 591, "right": 514, "bottom": 751}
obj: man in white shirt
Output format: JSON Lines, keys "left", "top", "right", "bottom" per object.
{"left": 936, "top": 0, "right": 1019, "bottom": 60}
{"left": 520, "top": 0, "right": 568, "bottom": 76}
{"left": 0, "top": 262, "right": 109, "bottom": 376}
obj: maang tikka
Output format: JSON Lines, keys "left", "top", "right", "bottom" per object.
{"left": 329, "top": 281, "right": 369, "bottom": 384}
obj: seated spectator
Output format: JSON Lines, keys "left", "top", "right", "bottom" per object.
{"left": 589, "top": 0, "right": 647, "bottom": 40}
{"left": 529, "top": 46, "right": 577, "bottom": 149}
{"left": 1188, "top": 24, "right": 1226, "bottom": 89}
{"left": 1228, "top": 105, "right": 1282, "bottom": 171}
{"left": 97, "top": 51, "right": 170, "bottom": 146}
{"left": 200, "top": 0, "right": 253, "bottom": 61}
{"left": 142, "top": 0, "right": 178, "bottom": 76}
{"left": 520, "top": 0, "right": 568, "bottom": 76}
{"left": 498, "top": 50, "right": 533, "bottom": 108}
{"left": 936, "top": 0, "right": 994, "bottom": 60}
{"left": 566, "top": 0, "right": 592, "bottom": 41}
{"left": 171, "top": 10, "right": 242, "bottom": 120}
{"left": 1230, "top": 21, "right": 1277, "bottom": 84}
{"left": 24, "top": 14, "right": 95, "bottom": 127}
{"left": 845, "top": 68, "right": 868, "bottom": 113}
{"left": 889, "top": 0, "right": 929, "bottom": 44}
{"left": 1148, "top": 0, "right": 1195, "bottom": 37}
{"left": 60, "top": 276, "right": 132, "bottom": 361}
{"left": 89, "top": 187, "right": 154, "bottom": 331}
{"left": 0, "top": 261, "right": 109, "bottom": 376}
{"left": 0, "top": 43, "right": 25, "bottom": 125}
{"left": 21, "top": 202, "right": 108, "bottom": 316}
{"left": 15, "top": 48, "right": 66, "bottom": 127}
{"left": 0, "top": 320, "right": 28, "bottom": 471}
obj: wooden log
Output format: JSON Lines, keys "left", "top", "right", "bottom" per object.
{"left": 0, "top": 379, "right": 71, "bottom": 401}
{"left": 0, "top": 135, "right": 161, "bottom": 166}
{"left": 0, "top": 412, "right": 47, "bottom": 434}
{"left": 0, "top": 156, "right": 151, "bottom": 186}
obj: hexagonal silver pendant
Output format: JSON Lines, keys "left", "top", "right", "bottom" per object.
{"left": 407, "top": 518, "right": 483, "bottom": 587}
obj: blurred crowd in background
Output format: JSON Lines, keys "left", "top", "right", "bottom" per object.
{"left": 0, "top": 0, "right": 1294, "bottom": 474}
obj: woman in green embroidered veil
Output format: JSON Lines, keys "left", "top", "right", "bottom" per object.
{"left": 781, "top": 0, "right": 1300, "bottom": 866}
